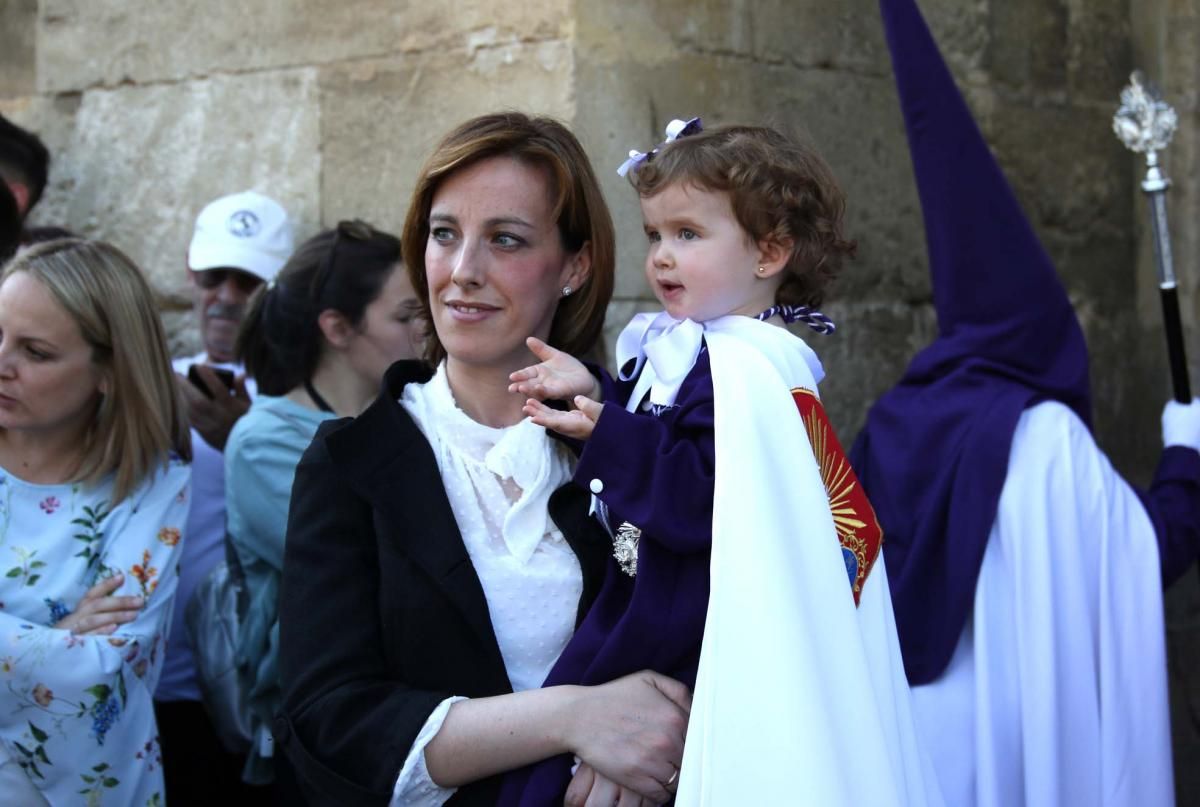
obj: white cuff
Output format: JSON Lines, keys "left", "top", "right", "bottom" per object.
{"left": 390, "top": 696, "right": 468, "bottom": 807}
{"left": 1162, "top": 399, "right": 1200, "bottom": 451}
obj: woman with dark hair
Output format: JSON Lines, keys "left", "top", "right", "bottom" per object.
{"left": 277, "top": 113, "right": 689, "bottom": 806}
{"left": 224, "top": 221, "right": 420, "bottom": 788}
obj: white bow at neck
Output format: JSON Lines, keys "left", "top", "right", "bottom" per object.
{"left": 615, "top": 311, "right": 827, "bottom": 411}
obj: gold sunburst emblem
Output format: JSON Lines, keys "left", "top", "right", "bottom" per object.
{"left": 792, "top": 388, "right": 883, "bottom": 605}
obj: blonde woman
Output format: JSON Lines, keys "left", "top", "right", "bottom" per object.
{"left": 0, "top": 239, "right": 191, "bottom": 805}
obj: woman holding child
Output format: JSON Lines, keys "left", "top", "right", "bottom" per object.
{"left": 277, "top": 113, "right": 689, "bottom": 806}
{"left": 280, "top": 111, "right": 939, "bottom": 806}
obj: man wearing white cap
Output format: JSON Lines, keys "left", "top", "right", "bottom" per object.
{"left": 155, "top": 190, "right": 294, "bottom": 803}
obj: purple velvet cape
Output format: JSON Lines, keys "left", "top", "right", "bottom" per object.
{"left": 496, "top": 350, "right": 718, "bottom": 806}
{"left": 849, "top": 0, "right": 1200, "bottom": 687}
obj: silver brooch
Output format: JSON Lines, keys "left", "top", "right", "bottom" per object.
{"left": 613, "top": 521, "right": 642, "bottom": 576}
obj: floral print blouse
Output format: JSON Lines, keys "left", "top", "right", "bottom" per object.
{"left": 0, "top": 458, "right": 190, "bottom": 806}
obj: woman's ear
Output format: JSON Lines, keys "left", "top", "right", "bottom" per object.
{"left": 755, "top": 237, "right": 793, "bottom": 279}
{"left": 561, "top": 240, "right": 593, "bottom": 294}
{"left": 317, "top": 309, "right": 355, "bottom": 350}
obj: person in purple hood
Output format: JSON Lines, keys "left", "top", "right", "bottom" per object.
{"left": 506, "top": 121, "right": 942, "bottom": 806}
{"left": 848, "top": 1, "right": 1200, "bottom": 805}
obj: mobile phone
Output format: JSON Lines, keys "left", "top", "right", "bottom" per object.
{"left": 187, "top": 364, "right": 237, "bottom": 399}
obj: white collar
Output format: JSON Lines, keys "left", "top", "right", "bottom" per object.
{"left": 614, "top": 311, "right": 826, "bottom": 410}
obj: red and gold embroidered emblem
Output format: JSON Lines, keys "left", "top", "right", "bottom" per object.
{"left": 792, "top": 388, "right": 883, "bottom": 606}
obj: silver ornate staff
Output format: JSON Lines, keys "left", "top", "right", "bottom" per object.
{"left": 1114, "top": 71, "right": 1191, "bottom": 402}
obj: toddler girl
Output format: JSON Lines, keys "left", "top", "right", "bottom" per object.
{"left": 502, "top": 120, "right": 938, "bottom": 806}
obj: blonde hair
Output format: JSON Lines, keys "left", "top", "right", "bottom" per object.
{"left": 401, "top": 112, "right": 615, "bottom": 364}
{"left": 3, "top": 239, "right": 191, "bottom": 503}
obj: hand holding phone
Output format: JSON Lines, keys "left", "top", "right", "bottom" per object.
{"left": 179, "top": 365, "right": 250, "bottom": 450}
{"left": 187, "top": 364, "right": 236, "bottom": 400}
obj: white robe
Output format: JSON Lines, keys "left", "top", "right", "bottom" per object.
{"left": 676, "top": 316, "right": 942, "bottom": 806}
{"left": 911, "top": 401, "right": 1175, "bottom": 807}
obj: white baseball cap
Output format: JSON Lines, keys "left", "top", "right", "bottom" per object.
{"left": 187, "top": 190, "right": 294, "bottom": 283}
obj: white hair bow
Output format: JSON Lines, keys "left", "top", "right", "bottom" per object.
{"left": 616, "top": 117, "right": 703, "bottom": 177}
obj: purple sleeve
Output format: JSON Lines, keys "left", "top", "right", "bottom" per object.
{"left": 1136, "top": 445, "right": 1200, "bottom": 587}
{"left": 573, "top": 376, "right": 715, "bottom": 555}
{"left": 584, "top": 359, "right": 632, "bottom": 404}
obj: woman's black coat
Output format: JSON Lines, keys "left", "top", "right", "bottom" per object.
{"left": 274, "top": 361, "right": 611, "bottom": 806}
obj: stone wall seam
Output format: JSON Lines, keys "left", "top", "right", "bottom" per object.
{"left": 665, "top": 43, "right": 893, "bottom": 80}
{"left": 36, "top": 33, "right": 575, "bottom": 97}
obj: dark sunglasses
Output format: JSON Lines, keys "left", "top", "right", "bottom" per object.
{"left": 310, "top": 219, "right": 377, "bottom": 302}
{"left": 193, "top": 268, "right": 264, "bottom": 293}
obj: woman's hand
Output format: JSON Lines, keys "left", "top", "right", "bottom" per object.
{"left": 523, "top": 396, "right": 603, "bottom": 441}
{"left": 509, "top": 337, "right": 601, "bottom": 403}
{"left": 565, "top": 670, "right": 690, "bottom": 803}
{"left": 566, "top": 762, "right": 674, "bottom": 807}
{"left": 54, "top": 574, "right": 144, "bottom": 635}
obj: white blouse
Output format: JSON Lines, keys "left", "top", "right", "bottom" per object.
{"left": 392, "top": 364, "right": 583, "bottom": 806}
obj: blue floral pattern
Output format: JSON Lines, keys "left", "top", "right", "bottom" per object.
{"left": 43, "top": 598, "right": 70, "bottom": 625}
{"left": 0, "top": 461, "right": 189, "bottom": 805}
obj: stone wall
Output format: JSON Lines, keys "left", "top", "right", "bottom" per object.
{"left": 2, "top": 0, "right": 578, "bottom": 350}
{"left": 3, "top": 0, "right": 1199, "bottom": 801}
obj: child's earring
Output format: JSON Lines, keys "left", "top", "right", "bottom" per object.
{"left": 757, "top": 266, "right": 766, "bottom": 274}
{"left": 562, "top": 286, "right": 573, "bottom": 297}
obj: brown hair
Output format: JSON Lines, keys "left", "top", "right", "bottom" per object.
{"left": 631, "top": 124, "right": 856, "bottom": 308}
{"left": 400, "top": 112, "right": 615, "bottom": 364}
{"left": 237, "top": 220, "right": 402, "bottom": 395}
{"left": 3, "top": 239, "right": 191, "bottom": 504}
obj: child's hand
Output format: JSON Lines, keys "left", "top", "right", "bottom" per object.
{"left": 524, "top": 395, "right": 603, "bottom": 441}
{"left": 509, "top": 337, "right": 601, "bottom": 402}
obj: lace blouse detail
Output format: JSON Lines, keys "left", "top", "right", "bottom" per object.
{"left": 401, "top": 363, "right": 583, "bottom": 693}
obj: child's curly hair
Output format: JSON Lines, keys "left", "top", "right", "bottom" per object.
{"left": 630, "top": 124, "right": 856, "bottom": 308}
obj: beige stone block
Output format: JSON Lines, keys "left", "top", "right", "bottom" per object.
{"left": 1161, "top": 5, "right": 1200, "bottom": 112}
{"left": 32, "top": 69, "right": 321, "bottom": 353}
{"left": 1063, "top": 0, "right": 1131, "bottom": 102}
{"left": 1164, "top": 121, "right": 1200, "bottom": 340}
{"left": 985, "top": 0, "right": 1069, "bottom": 91}
{"left": 0, "top": 0, "right": 37, "bottom": 98}
{"left": 318, "top": 40, "right": 574, "bottom": 237}
{"left": 815, "top": 299, "right": 937, "bottom": 440}
{"left": 749, "top": 0, "right": 890, "bottom": 72}
{"left": 1080, "top": 310, "right": 1169, "bottom": 478}
{"left": 576, "top": 0, "right": 957, "bottom": 76}
{"left": 963, "top": 94, "right": 1135, "bottom": 309}
{"left": 37, "top": 0, "right": 571, "bottom": 93}
{"left": 915, "top": 0, "right": 991, "bottom": 77}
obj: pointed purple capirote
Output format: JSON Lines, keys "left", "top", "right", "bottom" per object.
{"left": 848, "top": 0, "right": 1091, "bottom": 685}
